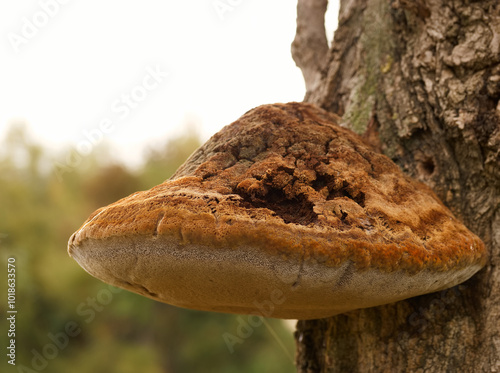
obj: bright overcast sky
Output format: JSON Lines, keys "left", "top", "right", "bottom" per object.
{"left": 0, "top": 1, "right": 339, "bottom": 167}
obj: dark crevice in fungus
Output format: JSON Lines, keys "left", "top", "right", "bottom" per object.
{"left": 340, "top": 210, "right": 348, "bottom": 222}
{"left": 201, "top": 195, "right": 219, "bottom": 215}
{"left": 237, "top": 186, "right": 318, "bottom": 225}
{"left": 312, "top": 174, "right": 366, "bottom": 207}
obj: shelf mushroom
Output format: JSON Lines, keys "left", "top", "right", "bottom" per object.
{"left": 68, "top": 102, "right": 487, "bottom": 320}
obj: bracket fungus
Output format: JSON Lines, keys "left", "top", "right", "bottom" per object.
{"left": 68, "top": 102, "right": 487, "bottom": 320}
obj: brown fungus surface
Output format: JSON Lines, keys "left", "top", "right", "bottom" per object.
{"left": 68, "top": 102, "right": 487, "bottom": 319}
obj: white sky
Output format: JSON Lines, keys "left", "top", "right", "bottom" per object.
{"left": 0, "top": 0, "right": 339, "bottom": 168}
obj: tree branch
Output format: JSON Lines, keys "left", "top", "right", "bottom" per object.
{"left": 292, "top": 0, "right": 329, "bottom": 95}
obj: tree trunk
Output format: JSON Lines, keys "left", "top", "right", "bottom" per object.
{"left": 292, "top": 0, "right": 500, "bottom": 371}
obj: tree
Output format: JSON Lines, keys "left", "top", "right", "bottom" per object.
{"left": 292, "top": 0, "right": 500, "bottom": 371}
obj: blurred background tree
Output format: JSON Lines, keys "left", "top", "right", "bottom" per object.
{"left": 0, "top": 122, "right": 295, "bottom": 373}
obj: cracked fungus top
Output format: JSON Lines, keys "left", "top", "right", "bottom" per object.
{"left": 68, "top": 102, "right": 487, "bottom": 319}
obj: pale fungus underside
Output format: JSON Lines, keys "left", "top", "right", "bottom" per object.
{"left": 68, "top": 102, "right": 487, "bottom": 319}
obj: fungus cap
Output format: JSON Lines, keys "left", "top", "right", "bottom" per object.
{"left": 68, "top": 102, "right": 487, "bottom": 320}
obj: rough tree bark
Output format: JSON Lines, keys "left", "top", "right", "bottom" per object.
{"left": 292, "top": 0, "right": 500, "bottom": 371}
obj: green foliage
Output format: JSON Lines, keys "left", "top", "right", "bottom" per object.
{"left": 0, "top": 125, "right": 296, "bottom": 373}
